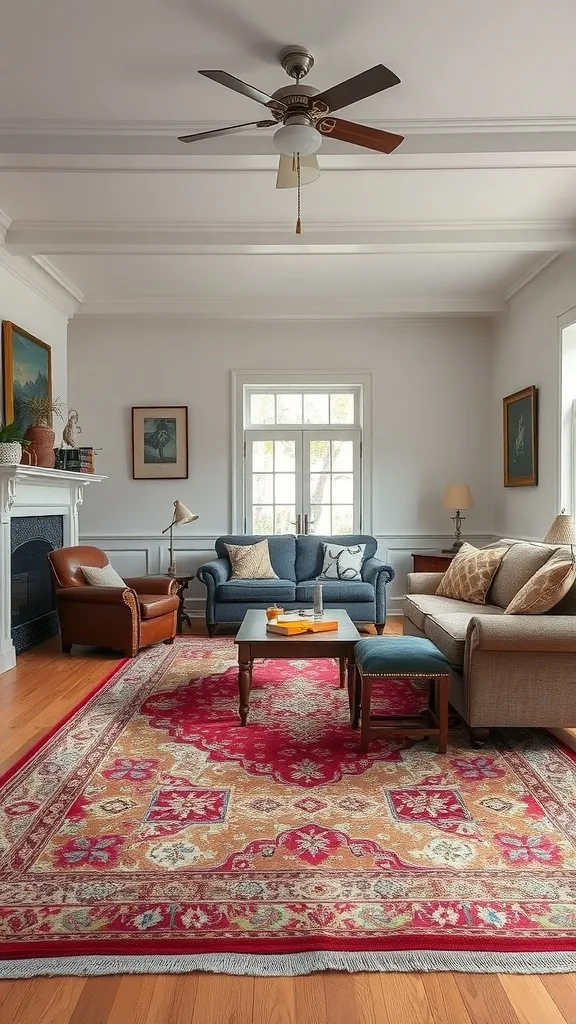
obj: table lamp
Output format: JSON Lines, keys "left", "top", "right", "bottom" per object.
{"left": 442, "top": 483, "right": 473, "bottom": 553}
{"left": 162, "top": 500, "right": 198, "bottom": 576}
{"left": 543, "top": 509, "right": 576, "bottom": 562}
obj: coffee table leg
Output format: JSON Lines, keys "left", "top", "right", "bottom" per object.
{"left": 238, "top": 643, "right": 251, "bottom": 726}
{"left": 339, "top": 657, "right": 346, "bottom": 689}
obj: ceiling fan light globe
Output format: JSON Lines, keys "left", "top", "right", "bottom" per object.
{"left": 273, "top": 123, "right": 322, "bottom": 156}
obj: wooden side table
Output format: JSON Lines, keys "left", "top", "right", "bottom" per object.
{"left": 411, "top": 551, "right": 455, "bottom": 574}
{"left": 171, "top": 574, "right": 194, "bottom": 634}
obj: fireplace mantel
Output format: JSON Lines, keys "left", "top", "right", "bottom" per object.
{"left": 0, "top": 466, "right": 106, "bottom": 674}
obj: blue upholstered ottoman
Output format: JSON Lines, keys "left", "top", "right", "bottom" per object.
{"left": 354, "top": 636, "right": 451, "bottom": 753}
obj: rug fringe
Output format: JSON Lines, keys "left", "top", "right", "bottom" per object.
{"left": 2, "top": 949, "right": 576, "bottom": 978}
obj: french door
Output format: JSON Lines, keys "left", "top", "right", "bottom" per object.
{"left": 245, "top": 429, "right": 361, "bottom": 535}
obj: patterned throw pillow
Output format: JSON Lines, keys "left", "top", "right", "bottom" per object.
{"left": 225, "top": 539, "right": 278, "bottom": 580}
{"left": 436, "top": 542, "right": 507, "bottom": 604}
{"left": 318, "top": 542, "right": 366, "bottom": 581}
{"left": 505, "top": 552, "right": 576, "bottom": 614}
{"left": 81, "top": 563, "right": 126, "bottom": 588}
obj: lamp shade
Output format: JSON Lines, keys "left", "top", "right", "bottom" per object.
{"left": 543, "top": 512, "right": 576, "bottom": 545}
{"left": 442, "top": 483, "right": 473, "bottom": 511}
{"left": 173, "top": 500, "right": 198, "bottom": 527}
{"left": 276, "top": 153, "right": 320, "bottom": 189}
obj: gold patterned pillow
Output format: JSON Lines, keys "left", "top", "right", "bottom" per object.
{"left": 225, "top": 539, "right": 278, "bottom": 580}
{"left": 436, "top": 542, "right": 507, "bottom": 604}
{"left": 505, "top": 552, "right": 576, "bottom": 614}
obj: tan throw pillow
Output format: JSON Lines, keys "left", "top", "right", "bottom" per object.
{"left": 436, "top": 542, "right": 507, "bottom": 604}
{"left": 81, "top": 563, "right": 126, "bottom": 587}
{"left": 225, "top": 539, "right": 278, "bottom": 580}
{"left": 505, "top": 552, "right": 576, "bottom": 615}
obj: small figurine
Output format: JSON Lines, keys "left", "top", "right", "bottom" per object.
{"left": 61, "top": 409, "right": 82, "bottom": 448}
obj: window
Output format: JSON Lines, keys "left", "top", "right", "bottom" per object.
{"left": 235, "top": 379, "right": 369, "bottom": 535}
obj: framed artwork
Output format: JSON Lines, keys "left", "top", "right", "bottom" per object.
{"left": 132, "top": 406, "right": 188, "bottom": 479}
{"left": 503, "top": 385, "right": 538, "bottom": 487}
{"left": 2, "top": 322, "right": 52, "bottom": 433}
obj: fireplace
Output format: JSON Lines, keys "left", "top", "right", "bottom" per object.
{"left": 10, "top": 515, "right": 64, "bottom": 653}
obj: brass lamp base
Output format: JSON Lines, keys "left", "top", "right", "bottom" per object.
{"left": 442, "top": 511, "right": 465, "bottom": 554}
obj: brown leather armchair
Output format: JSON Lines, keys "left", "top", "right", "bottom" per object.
{"left": 48, "top": 545, "right": 179, "bottom": 658}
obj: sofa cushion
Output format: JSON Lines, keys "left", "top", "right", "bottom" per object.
{"left": 296, "top": 580, "right": 374, "bottom": 603}
{"left": 217, "top": 578, "right": 296, "bottom": 603}
{"left": 404, "top": 593, "right": 504, "bottom": 632}
{"left": 225, "top": 539, "right": 277, "bottom": 580}
{"left": 436, "top": 543, "right": 506, "bottom": 604}
{"left": 215, "top": 535, "right": 296, "bottom": 581}
{"left": 505, "top": 550, "right": 576, "bottom": 615}
{"left": 425, "top": 613, "right": 479, "bottom": 668}
{"left": 138, "top": 594, "right": 179, "bottom": 620}
{"left": 295, "top": 535, "right": 377, "bottom": 582}
{"left": 489, "top": 541, "right": 554, "bottom": 608}
{"left": 318, "top": 542, "right": 366, "bottom": 581}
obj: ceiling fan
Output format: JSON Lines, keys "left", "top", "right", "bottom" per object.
{"left": 178, "top": 47, "right": 403, "bottom": 231}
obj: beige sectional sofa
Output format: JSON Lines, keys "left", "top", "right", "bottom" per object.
{"left": 404, "top": 539, "right": 576, "bottom": 746}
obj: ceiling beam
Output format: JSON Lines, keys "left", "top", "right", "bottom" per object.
{"left": 7, "top": 221, "right": 576, "bottom": 256}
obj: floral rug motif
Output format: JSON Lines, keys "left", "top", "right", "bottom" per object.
{"left": 1, "top": 636, "right": 576, "bottom": 976}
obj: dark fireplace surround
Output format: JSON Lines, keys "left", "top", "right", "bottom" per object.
{"left": 10, "top": 515, "right": 63, "bottom": 654}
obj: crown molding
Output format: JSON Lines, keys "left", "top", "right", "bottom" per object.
{"left": 74, "top": 295, "right": 505, "bottom": 321}
{"left": 0, "top": 250, "right": 81, "bottom": 318}
{"left": 504, "top": 252, "right": 562, "bottom": 301}
{"left": 2, "top": 116, "right": 576, "bottom": 136}
{"left": 7, "top": 220, "right": 575, "bottom": 257}
{"left": 31, "top": 255, "right": 85, "bottom": 303}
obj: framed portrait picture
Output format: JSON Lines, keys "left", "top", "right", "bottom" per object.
{"left": 132, "top": 406, "right": 188, "bottom": 479}
{"left": 503, "top": 385, "right": 538, "bottom": 487}
{"left": 2, "top": 322, "right": 52, "bottom": 433}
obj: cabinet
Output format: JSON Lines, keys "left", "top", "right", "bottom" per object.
{"left": 411, "top": 551, "right": 455, "bottom": 574}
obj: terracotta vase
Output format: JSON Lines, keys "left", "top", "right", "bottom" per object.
{"left": 24, "top": 424, "right": 56, "bottom": 468}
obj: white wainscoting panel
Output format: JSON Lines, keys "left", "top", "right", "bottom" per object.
{"left": 83, "top": 533, "right": 496, "bottom": 618}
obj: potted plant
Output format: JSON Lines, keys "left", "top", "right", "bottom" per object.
{"left": 0, "top": 421, "right": 28, "bottom": 465}
{"left": 21, "top": 396, "right": 64, "bottom": 468}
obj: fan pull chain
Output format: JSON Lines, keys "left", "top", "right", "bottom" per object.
{"left": 295, "top": 152, "right": 302, "bottom": 234}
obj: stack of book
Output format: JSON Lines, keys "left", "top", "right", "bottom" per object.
{"left": 266, "top": 616, "right": 339, "bottom": 635}
{"left": 54, "top": 447, "right": 97, "bottom": 473}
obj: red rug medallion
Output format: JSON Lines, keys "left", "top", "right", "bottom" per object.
{"left": 1, "top": 636, "right": 576, "bottom": 976}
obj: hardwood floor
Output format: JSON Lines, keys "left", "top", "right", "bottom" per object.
{"left": 0, "top": 622, "right": 574, "bottom": 1024}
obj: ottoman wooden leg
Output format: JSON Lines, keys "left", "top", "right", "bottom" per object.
{"left": 360, "top": 676, "right": 372, "bottom": 753}
{"left": 437, "top": 676, "right": 449, "bottom": 754}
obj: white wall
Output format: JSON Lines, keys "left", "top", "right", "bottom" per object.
{"left": 0, "top": 258, "right": 69, "bottom": 425}
{"left": 68, "top": 316, "right": 495, "bottom": 613}
{"left": 493, "top": 251, "right": 576, "bottom": 541}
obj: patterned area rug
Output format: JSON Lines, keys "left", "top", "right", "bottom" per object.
{"left": 1, "top": 636, "right": 576, "bottom": 977}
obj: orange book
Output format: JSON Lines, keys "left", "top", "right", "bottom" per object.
{"left": 266, "top": 619, "right": 339, "bottom": 635}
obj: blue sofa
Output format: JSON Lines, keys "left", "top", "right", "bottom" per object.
{"left": 196, "top": 534, "right": 395, "bottom": 636}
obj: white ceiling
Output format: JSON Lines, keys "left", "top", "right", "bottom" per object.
{"left": 1, "top": 0, "right": 576, "bottom": 319}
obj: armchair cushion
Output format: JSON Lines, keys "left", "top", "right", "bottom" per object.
{"left": 138, "top": 594, "right": 179, "bottom": 619}
{"left": 81, "top": 563, "right": 126, "bottom": 588}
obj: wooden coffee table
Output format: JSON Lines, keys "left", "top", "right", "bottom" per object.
{"left": 235, "top": 609, "right": 361, "bottom": 726}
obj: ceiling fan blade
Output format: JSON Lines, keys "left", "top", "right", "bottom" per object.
{"left": 311, "top": 65, "right": 400, "bottom": 115}
{"left": 318, "top": 117, "right": 403, "bottom": 154}
{"left": 179, "top": 119, "right": 275, "bottom": 143}
{"left": 198, "top": 70, "right": 286, "bottom": 112}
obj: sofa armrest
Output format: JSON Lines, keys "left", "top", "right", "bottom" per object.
{"left": 197, "top": 558, "right": 230, "bottom": 586}
{"left": 467, "top": 615, "right": 576, "bottom": 654}
{"left": 55, "top": 586, "right": 137, "bottom": 606}
{"left": 124, "top": 576, "right": 177, "bottom": 596}
{"left": 407, "top": 572, "right": 444, "bottom": 595}
{"left": 362, "top": 557, "right": 395, "bottom": 585}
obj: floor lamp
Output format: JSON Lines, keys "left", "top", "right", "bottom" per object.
{"left": 162, "top": 500, "right": 198, "bottom": 576}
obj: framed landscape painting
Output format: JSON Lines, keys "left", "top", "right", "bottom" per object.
{"left": 132, "top": 406, "right": 188, "bottom": 479}
{"left": 503, "top": 385, "right": 538, "bottom": 487}
{"left": 2, "top": 322, "right": 52, "bottom": 433}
